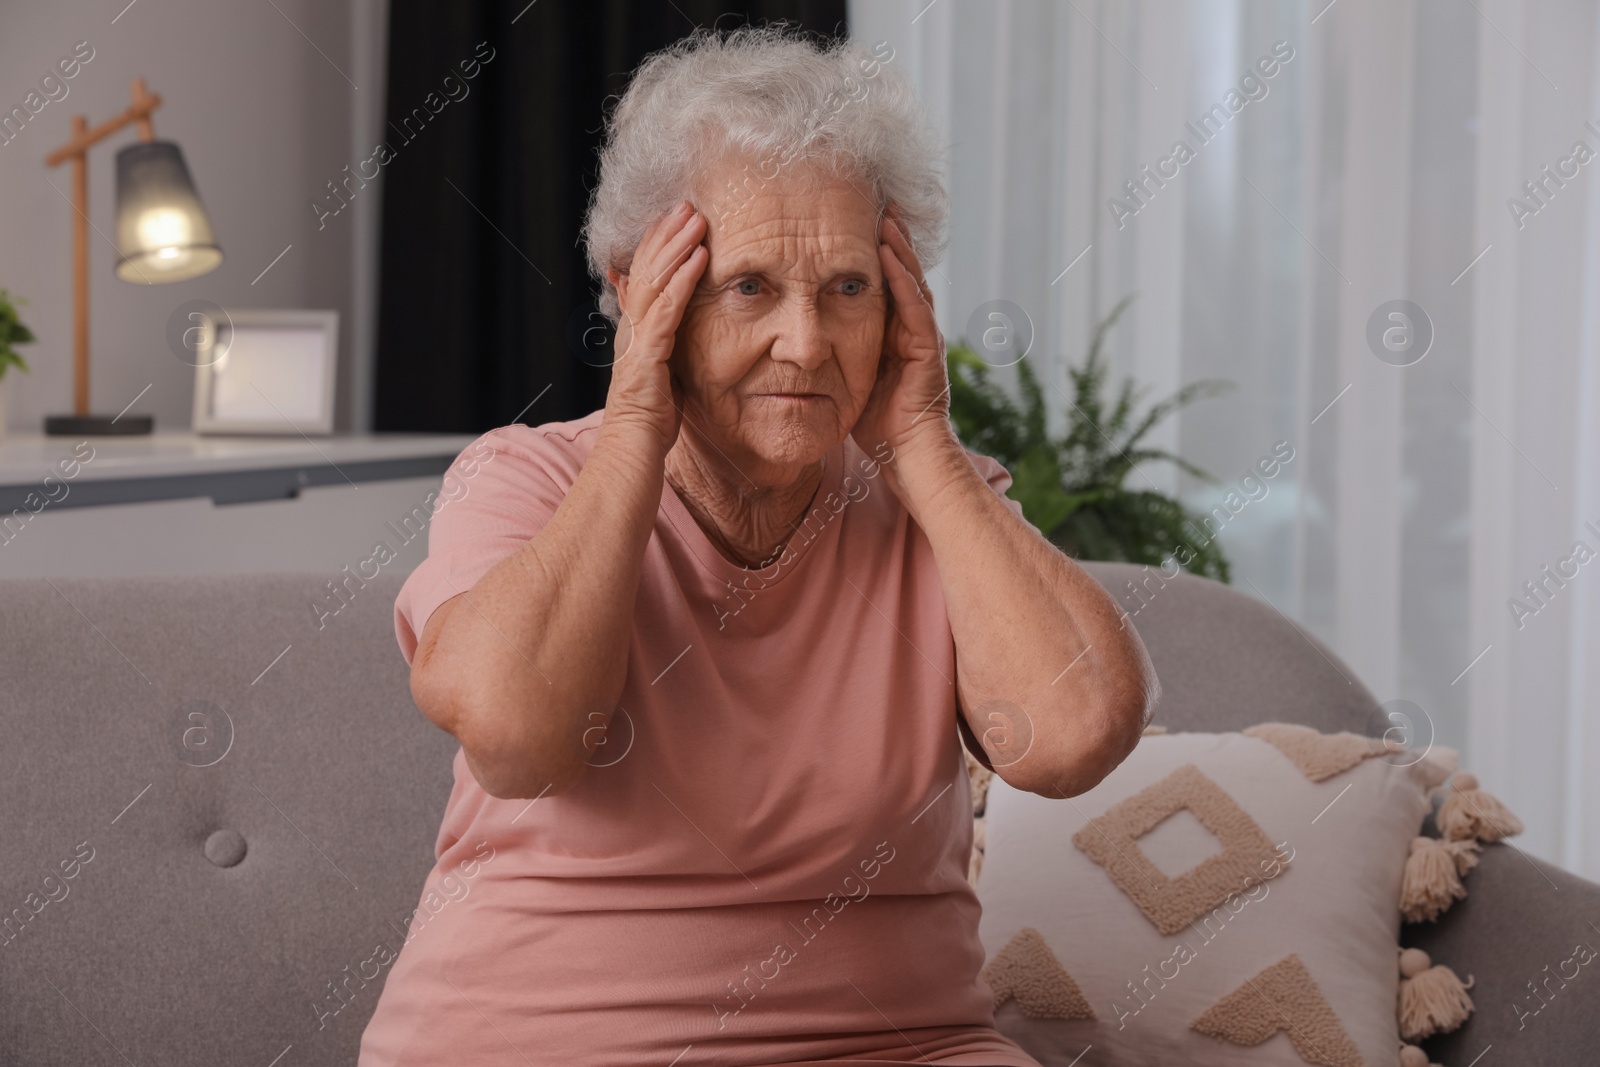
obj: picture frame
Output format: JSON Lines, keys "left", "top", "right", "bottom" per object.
{"left": 191, "top": 309, "right": 339, "bottom": 435}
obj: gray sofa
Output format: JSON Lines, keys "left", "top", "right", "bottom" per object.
{"left": 2, "top": 564, "right": 1595, "bottom": 1065}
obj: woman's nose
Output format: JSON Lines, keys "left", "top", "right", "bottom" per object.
{"left": 768, "top": 299, "right": 830, "bottom": 369}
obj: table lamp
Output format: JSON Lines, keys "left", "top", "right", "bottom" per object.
{"left": 43, "top": 78, "right": 222, "bottom": 435}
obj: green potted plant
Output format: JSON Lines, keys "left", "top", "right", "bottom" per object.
{"left": 0, "top": 289, "right": 36, "bottom": 438}
{"left": 947, "top": 295, "right": 1234, "bottom": 580}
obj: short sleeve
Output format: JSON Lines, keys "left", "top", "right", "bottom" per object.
{"left": 392, "top": 427, "right": 575, "bottom": 666}
{"left": 965, "top": 449, "right": 1028, "bottom": 524}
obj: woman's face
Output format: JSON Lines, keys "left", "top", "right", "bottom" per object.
{"left": 675, "top": 159, "right": 888, "bottom": 483}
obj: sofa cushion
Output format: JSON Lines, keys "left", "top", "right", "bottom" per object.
{"left": 0, "top": 573, "right": 455, "bottom": 1067}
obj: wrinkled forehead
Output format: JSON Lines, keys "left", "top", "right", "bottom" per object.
{"left": 694, "top": 159, "right": 884, "bottom": 280}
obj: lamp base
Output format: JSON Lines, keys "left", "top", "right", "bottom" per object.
{"left": 44, "top": 413, "right": 155, "bottom": 435}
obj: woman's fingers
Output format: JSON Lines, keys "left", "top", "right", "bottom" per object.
{"left": 636, "top": 244, "right": 707, "bottom": 351}
{"left": 604, "top": 202, "right": 708, "bottom": 452}
{"left": 617, "top": 232, "right": 706, "bottom": 373}
{"left": 634, "top": 246, "right": 705, "bottom": 419}
{"left": 628, "top": 202, "right": 704, "bottom": 311}
{"left": 617, "top": 202, "right": 705, "bottom": 360}
{"left": 879, "top": 240, "right": 936, "bottom": 336}
{"left": 880, "top": 207, "right": 930, "bottom": 297}
{"left": 645, "top": 210, "right": 707, "bottom": 289}
{"left": 632, "top": 200, "right": 691, "bottom": 277}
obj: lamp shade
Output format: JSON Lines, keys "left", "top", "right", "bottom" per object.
{"left": 113, "top": 141, "right": 222, "bottom": 283}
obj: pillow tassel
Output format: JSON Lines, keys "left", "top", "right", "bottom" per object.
{"left": 1397, "top": 947, "right": 1475, "bottom": 1042}
{"left": 1436, "top": 772, "right": 1523, "bottom": 843}
{"left": 1441, "top": 836, "right": 1482, "bottom": 876}
{"left": 1398, "top": 1043, "right": 1437, "bottom": 1067}
{"left": 1400, "top": 836, "right": 1467, "bottom": 923}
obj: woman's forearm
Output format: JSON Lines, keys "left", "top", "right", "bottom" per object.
{"left": 411, "top": 420, "right": 667, "bottom": 798}
{"left": 887, "top": 429, "right": 1159, "bottom": 798}
{"left": 415, "top": 193, "right": 707, "bottom": 800}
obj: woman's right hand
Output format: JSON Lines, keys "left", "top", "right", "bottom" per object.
{"left": 604, "top": 199, "right": 709, "bottom": 455}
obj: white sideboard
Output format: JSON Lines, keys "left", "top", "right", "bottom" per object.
{"left": 0, "top": 432, "right": 480, "bottom": 579}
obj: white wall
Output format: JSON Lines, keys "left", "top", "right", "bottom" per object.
{"left": 0, "top": 0, "right": 386, "bottom": 433}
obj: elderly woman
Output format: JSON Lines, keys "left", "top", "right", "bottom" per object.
{"left": 359, "top": 26, "right": 1157, "bottom": 1067}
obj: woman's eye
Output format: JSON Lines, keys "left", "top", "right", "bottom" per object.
{"left": 839, "top": 279, "right": 866, "bottom": 296}
{"left": 735, "top": 279, "right": 761, "bottom": 296}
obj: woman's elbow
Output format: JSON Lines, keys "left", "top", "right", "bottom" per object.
{"left": 410, "top": 661, "right": 590, "bottom": 799}
{"left": 461, "top": 738, "right": 588, "bottom": 800}
{"left": 455, "top": 707, "right": 592, "bottom": 799}
{"left": 1008, "top": 682, "right": 1156, "bottom": 799}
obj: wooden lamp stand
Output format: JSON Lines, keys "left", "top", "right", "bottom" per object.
{"left": 43, "top": 79, "right": 163, "bottom": 435}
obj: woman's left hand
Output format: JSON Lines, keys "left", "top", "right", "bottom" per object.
{"left": 850, "top": 207, "right": 957, "bottom": 460}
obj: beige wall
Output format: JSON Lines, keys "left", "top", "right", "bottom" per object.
{"left": 0, "top": 0, "right": 386, "bottom": 433}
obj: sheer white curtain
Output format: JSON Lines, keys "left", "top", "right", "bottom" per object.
{"left": 851, "top": 0, "right": 1600, "bottom": 880}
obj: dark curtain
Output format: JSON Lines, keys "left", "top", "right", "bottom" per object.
{"left": 374, "top": 0, "right": 849, "bottom": 433}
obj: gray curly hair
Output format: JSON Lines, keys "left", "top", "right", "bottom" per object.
{"left": 582, "top": 25, "right": 948, "bottom": 323}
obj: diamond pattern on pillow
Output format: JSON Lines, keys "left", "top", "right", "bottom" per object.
{"left": 1190, "top": 953, "right": 1365, "bottom": 1067}
{"left": 1242, "top": 722, "right": 1389, "bottom": 783}
{"left": 1071, "top": 763, "right": 1284, "bottom": 935}
{"left": 981, "top": 927, "right": 1097, "bottom": 1020}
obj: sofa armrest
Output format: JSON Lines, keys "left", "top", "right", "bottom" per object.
{"left": 1404, "top": 838, "right": 1600, "bottom": 1064}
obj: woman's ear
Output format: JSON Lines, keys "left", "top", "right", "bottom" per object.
{"left": 881, "top": 200, "right": 905, "bottom": 234}
{"left": 608, "top": 267, "right": 630, "bottom": 314}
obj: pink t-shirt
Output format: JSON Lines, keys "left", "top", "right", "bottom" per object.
{"left": 358, "top": 409, "right": 1040, "bottom": 1067}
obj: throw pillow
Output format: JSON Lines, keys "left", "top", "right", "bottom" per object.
{"left": 970, "top": 723, "right": 1517, "bottom": 1067}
